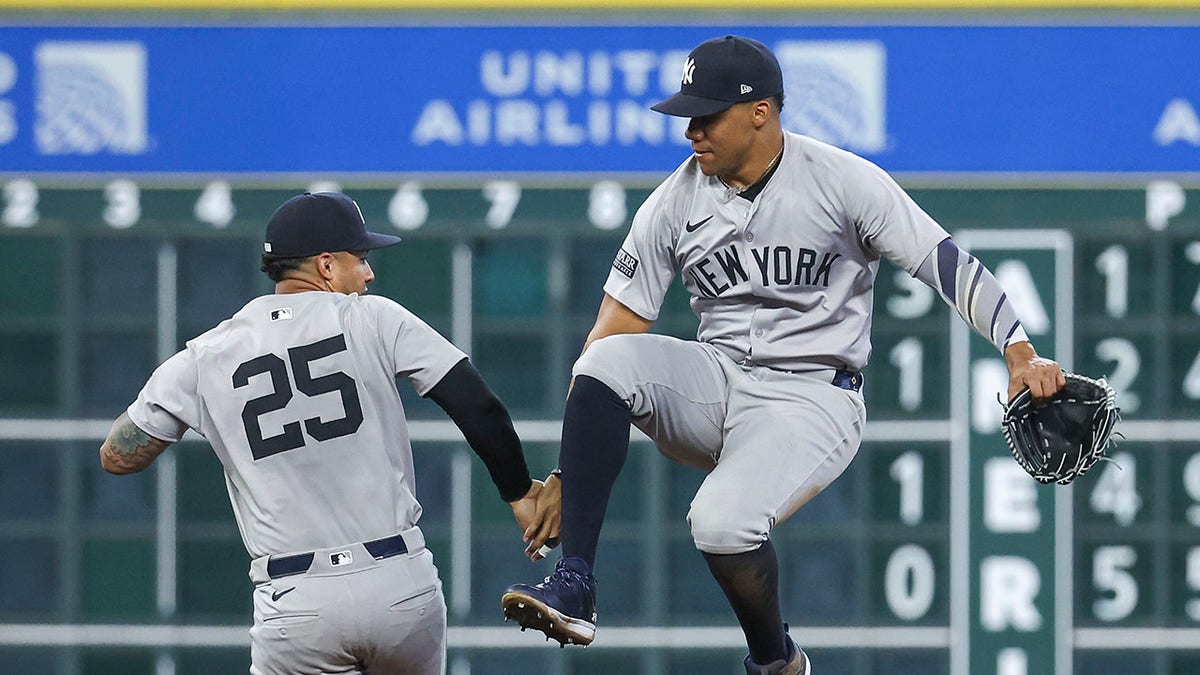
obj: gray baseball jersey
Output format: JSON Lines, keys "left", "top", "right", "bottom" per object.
{"left": 605, "top": 130, "right": 950, "bottom": 373}
{"left": 127, "top": 290, "right": 465, "bottom": 559}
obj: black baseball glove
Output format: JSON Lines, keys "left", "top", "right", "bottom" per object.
{"left": 1002, "top": 372, "right": 1120, "bottom": 485}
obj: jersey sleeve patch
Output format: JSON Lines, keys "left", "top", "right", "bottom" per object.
{"left": 612, "top": 248, "right": 639, "bottom": 279}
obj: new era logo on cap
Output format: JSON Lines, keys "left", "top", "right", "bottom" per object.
{"left": 652, "top": 35, "right": 783, "bottom": 118}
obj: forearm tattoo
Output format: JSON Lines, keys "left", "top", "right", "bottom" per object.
{"left": 101, "top": 412, "right": 169, "bottom": 473}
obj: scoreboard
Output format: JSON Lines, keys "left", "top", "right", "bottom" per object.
{"left": 1, "top": 178, "right": 1199, "bottom": 675}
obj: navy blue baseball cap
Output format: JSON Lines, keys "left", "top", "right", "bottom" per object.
{"left": 264, "top": 192, "right": 401, "bottom": 258}
{"left": 652, "top": 35, "right": 784, "bottom": 118}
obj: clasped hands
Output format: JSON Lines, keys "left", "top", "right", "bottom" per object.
{"left": 508, "top": 471, "right": 562, "bottom": 561}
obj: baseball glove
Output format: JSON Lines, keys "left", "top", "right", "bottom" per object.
{"left": 1001, "top": 372, "right": 1120, "bottom": 485}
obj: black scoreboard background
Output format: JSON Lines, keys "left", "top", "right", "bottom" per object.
{"left": 1, "top": 178, "right": 1199, "bottom": 675}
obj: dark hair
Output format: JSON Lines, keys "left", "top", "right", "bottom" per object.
{"left": 771, "top": 92, "right": 785, "bottom": 113}
{"left": 260, "top": 253, "right": 310, "bottom": 282}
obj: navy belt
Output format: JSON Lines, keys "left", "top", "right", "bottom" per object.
{"left": 267, "top": 533, "right": 409, "bottom": 579}
{"left": 832, "top": 369, "right": 864, "bottom": 393}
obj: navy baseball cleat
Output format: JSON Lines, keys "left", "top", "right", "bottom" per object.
{"left": 744, "top": 632, "right": 811, "bottom": 675}
{"left": 501, "top": 556, "right": 597, "bottom": 646}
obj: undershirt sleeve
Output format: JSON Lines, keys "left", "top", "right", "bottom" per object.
{"left": 914, "top": 237, "right": 1030, "bottom": 352}
{"left": 425, "top": 359, "right": 532, "bottom": 503}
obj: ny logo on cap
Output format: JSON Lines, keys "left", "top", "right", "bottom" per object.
{"left": 681, "top": 57, "right": 696, "bottom": 85}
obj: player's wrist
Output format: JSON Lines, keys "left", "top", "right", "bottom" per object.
{"left": 505, "top": 477, "right": 538, "bottom": 505}
{"left": 1003, "top": 340, "right": 1036, "bottom": 368}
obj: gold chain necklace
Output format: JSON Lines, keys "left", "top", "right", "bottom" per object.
{"left": 719, "top": 144, "right": 784, "bottom": 200}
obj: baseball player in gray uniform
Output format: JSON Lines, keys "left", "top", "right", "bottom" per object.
{"left": 100, "top": 192, "right": 558, "bottom": 675}
{"left": 502, "top": 36, "right": 1065, "bottom": 674}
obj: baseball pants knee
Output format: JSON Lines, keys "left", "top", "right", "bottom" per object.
{"left": 687, "top": 368, "right": 866, "bottom": 554}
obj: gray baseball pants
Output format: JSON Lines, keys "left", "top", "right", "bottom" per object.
{"left": 248, "top": 527, "right": 445, "bottom": 675}
{"left": 574, "top": 334, "right": 866, "bottom": 554}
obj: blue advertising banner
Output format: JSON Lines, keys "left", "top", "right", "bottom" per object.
{"left": 0, "top": 22, "right": 1196, "bottom": 175}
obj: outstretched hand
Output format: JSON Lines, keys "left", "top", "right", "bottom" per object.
{"left": 524, "top": 472, "right": 561, "bottom": 561}
{"left": 1004, "top": 341, "right": 1066, "bottom": 402}
{"left": 508, "top": 474, "right": 562, "bottom": 561}
{"left": 509, "top": 478, "right": 543, "bottom": 534}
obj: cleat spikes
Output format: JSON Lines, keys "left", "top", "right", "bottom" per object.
{"left": 501, "top": 580, "right": 597, "bottom": 648}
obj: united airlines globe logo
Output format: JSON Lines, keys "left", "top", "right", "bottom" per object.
{"left": 781, "top": 61, "right": 871, "bottom": 151}
{"left": 37, "top": 63, "right": 129, "bottom": 154}
{"left": 35, "top": 41, "right": 148, "bottom": 156}
{"left": 774, "top": 41, "right": 887, "bottom": 154}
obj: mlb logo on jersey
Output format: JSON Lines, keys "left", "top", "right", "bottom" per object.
{"left": 270, "top": 308, "right": 293, "bottom": 322}
{"left": 330, "top": 550, "right": 353, "bottom": 566}
{"left": 774, "top": 40, "right": 887, "bottom": 154}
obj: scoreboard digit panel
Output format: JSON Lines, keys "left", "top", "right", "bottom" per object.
{"left": 1074, "top": 444, "right": 1158, "bottom": 533}
{"left": 866, "top": 441, "right": 950, "bottom": 627}
{"left": 867, "top": 262, "right": 952, "bottom": 421}
{"left": 1076, "top": 540, "right": 1159, "bottom": 626}
{"left": 1168, "top": 448, "right": 1200, "bottom": 629}
{"left": 1076, "top": 237, "right": 1159, "bottom": 419}
{"left": 866, "top": 331, "right": 952, "bottom": 420}
{"left": 1077, "top": 238, "right": 1159, "bottom": 323}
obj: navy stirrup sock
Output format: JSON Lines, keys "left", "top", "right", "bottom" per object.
{"left": 559, "top": 375, "right": 631, "bottom": 570}
{"left": 703, "top": 540, "right": 788, "bottom": 665}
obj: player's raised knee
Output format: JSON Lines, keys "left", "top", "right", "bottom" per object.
{"left": 687, "top": 504, "right": 769, "bottom": 555}
{"left": 572, "top": 333, "right": 645, "bottom": 382}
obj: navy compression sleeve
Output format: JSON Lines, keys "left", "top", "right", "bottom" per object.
{"left": 426, "top": 359, "right": 532, "bottom": 503}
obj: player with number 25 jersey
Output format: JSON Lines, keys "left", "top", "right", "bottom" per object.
{"left": 101, "top": 191, "right": 559, "bottom": 675}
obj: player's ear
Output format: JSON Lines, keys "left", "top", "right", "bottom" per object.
{"left": 752, "top": 99, "right": 772, "bottom": 126}
{"left": 314, "top": 252, "right": 336, "bottom": 280}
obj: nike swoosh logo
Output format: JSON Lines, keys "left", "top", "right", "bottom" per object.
{"left": 685, "top": 215, "right": 714, "bottom": 232}
{"left": 271, "top": 587, "right": 296, "bottom": 601}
